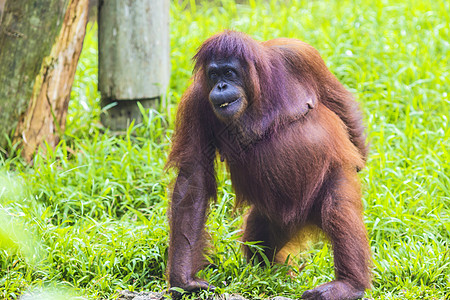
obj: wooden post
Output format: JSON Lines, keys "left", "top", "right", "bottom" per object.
{"left": 98, "top": 0, "right": 170, "bottom": 131}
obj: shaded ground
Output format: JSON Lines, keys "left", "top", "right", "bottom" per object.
{"left": 117, "top": 290, "right": 294, "bottom": 300}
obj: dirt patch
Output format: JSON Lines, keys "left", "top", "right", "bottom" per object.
{"left": 117, "top": 290, "right": 294, "bottom": 300}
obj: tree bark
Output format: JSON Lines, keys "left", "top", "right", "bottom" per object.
{"left": 0, "top": 0, "right": 68, "bottom": 152}
{"left": 0, "top": 0, "right": 88, "bottom": 160}
{"left": 14, "top": 0, "right": 89, "bottom": 160}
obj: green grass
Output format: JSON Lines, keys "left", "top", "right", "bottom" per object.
{"left": 1, "top": 0, "right": 449, "bottom": 299}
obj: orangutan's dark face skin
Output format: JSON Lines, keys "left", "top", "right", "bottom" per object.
{"left": 207, "top": 58, "right": 248, "bottom": 120}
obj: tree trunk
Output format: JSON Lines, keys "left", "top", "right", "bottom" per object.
{"left": 98, "top": 0, "right": 170, "bottom": 131}
{"left": 14, "top": 0, "right": 89, "bottom": 160}
{"left": 0, "top": 0, "right": 88, "bottom": 161}
{"left": 0, "top": 0, "right": 69, "bottom": 152}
